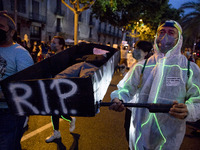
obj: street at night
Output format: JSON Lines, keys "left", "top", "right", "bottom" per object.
{"left": 0, "top": 0, "right": 200, "bottom": 149}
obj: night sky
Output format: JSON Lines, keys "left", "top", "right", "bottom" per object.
{"left": 169, "top": 0, "right": 197, "bottom": 14}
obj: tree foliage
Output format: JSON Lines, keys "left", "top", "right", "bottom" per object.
{"left": 91, "top": 0, "right": 182, "bottom": 41}
{"left": 129, "top": 21, "right": 156, "bottom": 42}
{"left": 179, "top": 0, "right": 200, "bottom": 48}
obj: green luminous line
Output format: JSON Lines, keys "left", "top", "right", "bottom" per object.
{"left": 51, "top": 116, "right": 56, "bottom": 130}
{"left": 152, "top": 58, "right": 167, "bottom": 149}
{"left": 135, "top": 114, "right": 153, "bottom": 150}
{"left": 153, "top": 58, "right": 166, "bottom": 103}
{"left": 118, "top": 89, "right": 129, "bottom": 99}
{"left": 124, "top": 64, "right": 156, "bottom": 87}
{"left": 164, "top": 64, "right": 188, "bottom": 71}
{"left": 118, "top": 63, "right": 156, "bottom": 100}
{"left": 153, "top": 114, "right": 166, "bottom": 150}
{"left": 186, "top": 84, "right": 200, "bottom": 104}
{"left": 123, "top": 64, "right": 143, "bottom": 86}
{"left": 61, "top": 115, "right": 71, "bottom": 123}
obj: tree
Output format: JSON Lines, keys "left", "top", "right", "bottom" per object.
{"left": 61, "top": 0, "right": 96, "bottom": 45}
{"left": 129, "top": 20, "right": 156, "bottom": 42}
{"left": 91, "top": 0, "right": 181, "bottom": 42}
{"left": 179, "top": 0, "right": 200, "bottom": 48}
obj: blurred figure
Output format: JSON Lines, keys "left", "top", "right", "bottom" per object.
{"left": 120, "top": 43, "right": 129, "bottom": 67}
{"left": 39, "top": 41, "right": 49, "bottom": 61}
{"left": 21, "top": 40, "right": 31, "bottom": 54}
{"left": 118, "top": 43, "right": 129, "bottom": 76}
{"left": 187, "top": 48, "right": 195, "bottom": 62}
{"left": 30, "top": 41, "right": 40, "bottom": 63}
{"left": 45, "top": 36, "right": 76, "bottom": 143}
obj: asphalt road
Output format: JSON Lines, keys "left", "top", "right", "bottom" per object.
{"left": 21, "top": 71, "right": 200, "bottom": 150}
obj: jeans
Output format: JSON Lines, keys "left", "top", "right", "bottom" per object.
{"left": 0, "top": 108, "right": 26, "bottom": 150}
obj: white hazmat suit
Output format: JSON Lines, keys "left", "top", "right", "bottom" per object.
{"left": 111, "top": 21, "right": 200, "bottom": 150}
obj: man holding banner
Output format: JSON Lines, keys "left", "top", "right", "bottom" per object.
{"left": 0, "top": 11, "right": 34, "bottom": 150}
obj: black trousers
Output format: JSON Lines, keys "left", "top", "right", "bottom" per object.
{"left": 52, "top": 115, "right": 72, "bottom": 130}
{"left": 124, "top": 108, "right": 132, "bottom": 142}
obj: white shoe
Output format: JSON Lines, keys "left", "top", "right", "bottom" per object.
{"left": 69, "top": 117, "right": 76, "bottom": 132}
{"left": 45, "top": 130, "right": 61, "bottom": 143}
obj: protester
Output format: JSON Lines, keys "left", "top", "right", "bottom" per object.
{"left": 41, "top": 41, "right": 49, "bottom": 59}
{"left": 21, "top": 40, "right": 31, "bottom": 54}
{"left": 45, "top": 36, "right": 76, "bottom": 143}
{"left": 119, "top": 43, "right": 129, "bottom": 76}
{"left": 0, "top": 11, "right": 34, "bottom": 150}
{"left": 123, "top": 40, "right": 153, "bottom": 144}
{"left": 30, "top": 41, "right": 40, "bottom": 63}
{"left": 109, "top": 20, "right": 200, "bottom": 150}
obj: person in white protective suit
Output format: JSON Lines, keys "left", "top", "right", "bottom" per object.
{"left": 109, "top": 20, "right": 200, "bottom": 150}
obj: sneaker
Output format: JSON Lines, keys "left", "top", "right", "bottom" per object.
{"left": 69, "top": 117, "right": 76, "bottom": 132}
{"left": 45, "top": 130, "right": 61, "bottom": 143}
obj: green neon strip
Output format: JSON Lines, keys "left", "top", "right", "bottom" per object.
{"left": 135, "top": 114, "right": 153, "bottom": 150}
{"left": 153, "top": 114, "right": 166, "bottom": 150}
{"left": 51, "top": 116, "right": 56, "bottom": 130}
{"left": 152, "top": 58, "right": 167, "bottom": 149}
{"left": 61, "top": 115, "right": 71, "bottom": 123}
{"left": 117, "top": 63, "right": 156, "bottom": 99}
{"left": 186, "top": 84, "right": 200, "bottom": 104}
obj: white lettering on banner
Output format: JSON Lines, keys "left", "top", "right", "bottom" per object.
{"left": 38, "top": 80, "right": 50, "bottom": 114}
{"left": 8, "top": 79, "right": 78, "bottom": 115}
{"left": 50, "top": 79, "right": 78, "bottom": 114}
{"left": 9, "top": 83, "right": 39, "bottom": 115}
{"left": 166, "top": 77, "right": 180, "bottom": 86}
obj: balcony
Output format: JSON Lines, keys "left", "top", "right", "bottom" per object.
{"left": 54, "top": 9, "right": 65, "bottom": 17}
{"left": 29, "top": 13, "right": 46, "bottom": 24}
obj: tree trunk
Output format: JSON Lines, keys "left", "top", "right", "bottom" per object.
{"left": 74, "top": 12, "right": 79, "bottom": 45}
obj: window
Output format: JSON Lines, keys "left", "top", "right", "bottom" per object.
{"left": 113, "top": 38, "right": 115, "bottom": 44}
{"left": 32, "top": 0, "right": 39, "bottom": 15}
{"left": 98, "top": 22, "right": 101, "bottom": 31}
{"left": 57, "top": 0, "right": 61, "bottom": 10}
{"left": 98, "top": 34, "right": 100, "bottom": 42}
{"left": 109, "top": 26, "right": 111, "bottom": 33}
{"left": 56, "top": 18, "right": 61, "bottom": 32}
{"left": 0, "top": 0, "right": 3, "bottom": 11}
{"left": 30, "top": 25, "right": 40, "bottom": 37}
{"left": 104, "top": 23, "right": 107, "bottom": 31}
{"left": 10, "top": 0, "right": 26, "bottom": 13}
{"left": 89, "top": 27, "right": 92, "bottom": 38}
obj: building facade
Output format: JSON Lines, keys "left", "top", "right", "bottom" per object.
{"left": 1, "top": 0, "right": 123, "bottom": 46}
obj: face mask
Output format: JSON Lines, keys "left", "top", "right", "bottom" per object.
{"left": 50, "top": 43, "right": 57, "bottom": 52}
{"left": 156, "top": 34, "right": 177, "bottom": 54}
{"left": 0, "top": 29, "right": 8, "bottom": 44}
{"left": 132, "top": 48, "right": 142, "bottom": 60}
